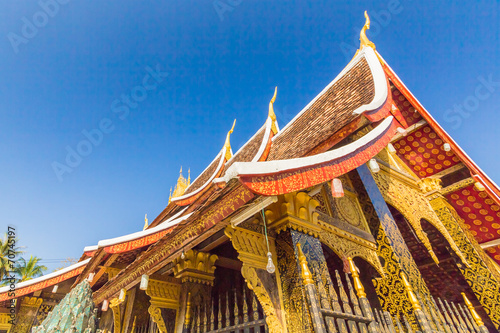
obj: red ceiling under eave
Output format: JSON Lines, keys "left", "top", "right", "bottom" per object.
{"left": 484, "top": 246, "right": 500, "bottom": 265}
{"left": 445, "top": 184, "right": 500, "bottom": 264}
{"left": 393, "top": 124, "right": 461, "bottom": 178}
{"left": 391, "top": 85, "right": 423, "bottom": 127}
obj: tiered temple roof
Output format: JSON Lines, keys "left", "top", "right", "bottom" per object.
{"left": 2, "top": 12, "right": 500, "bottom": 308}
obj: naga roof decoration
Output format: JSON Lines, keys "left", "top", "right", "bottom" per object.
{"left": 0, "top": 258, "right": 90, "bottom": 302}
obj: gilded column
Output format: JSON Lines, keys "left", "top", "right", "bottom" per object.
{"left": 354, "top": 165, "right": 432, "bottom": 327}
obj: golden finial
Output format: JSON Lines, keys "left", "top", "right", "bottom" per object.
{"left": 143, "top": 214, "right": 148, "bottom": 230}
{"left": 296, "top": 243, "right": 314, "bottom": 285}
{"left": 187, "top": 168, "right": 191, "bottom": 185}
{"left": 462, "top": 293, "right": 485, "bottom": 327}
{"left": 185, "top": 292, "right": 192, "bottom": 325}
{"left": 224, "top": 119, "right": 236, "bottom": 161}
{"left": 360, "top": 11, "right": 376, "bottom": 50}
{"left": 400, "top": 272, "right": 421, "bottom": 311}
{"left": 168, "top": 187, "right": 172, "bottom": 203}
{"left": 268, "top": 87, "right": 278, "bottom": 134}
{"left": 171, "top": 167, "right": 190, "bottom": 200}
{"left": 347, "top": 257, "right": 366, "bottom": 298}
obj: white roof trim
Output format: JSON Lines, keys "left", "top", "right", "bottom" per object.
{"left": 273, "top": 47, "right": 387, "bottom": 141}
{"left": 97, "top": 212, "right": 193, "bottom": 248}
{"left": 251, "top": 117, "right": 272, "bottom": 162}
{"left": 0, "top": 258, "right": 91, "bottom": 294}
{"left": 352, "top": 47, "right": 388, "bottom": 115}
{"left": 220, "top": 116, "right": 394, "bottom": 181}
{"left": 171, "top": 150, "right": 225, "bottom": 202}
{"left": 83, "top": 245, "right": 98, "bottom": 253}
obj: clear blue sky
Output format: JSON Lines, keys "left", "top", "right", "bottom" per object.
{"left": 0, "top": 0, "right": 499, "bottom": 270}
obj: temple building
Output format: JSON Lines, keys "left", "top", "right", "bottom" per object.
{"left": 2, "top": 12, "right": 500, "bottom": 333}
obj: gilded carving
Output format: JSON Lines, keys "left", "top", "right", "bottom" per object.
{"left": 10, "top": 297, "right": 43, "bottom": 333}
{"left": 418, "top": 177, "right": 442, "bottom": 193}
{"left": 225, "top": 226, "right": 269, "bottom": 269}
{"left": 372, "top": 168, "right": 467, "bottom": 265}
{"left": 319, "top": 229, "right": 384, "bottom": 277}
{"left": 94, "top": 185, "right": 254, "bottom": 304}
{"left": 146, "top": 278, "right": 181, "bottom": 309}
{"left": 241, "top": 264, "right": 283, "bottom": 333}
{"left": 173, "top": 250, "right": 218, "bottom": 285}
{"left": 225, "top": 225, "right": 284, "bottom": 332}
{"left": 265, "top": 191, "right": 321, "bottom": 237}
{"left": 148, "top": 305, "right": 168, "bottom": 333}
{"left": 430, "top": 196, "right": 500, "bottom": 330}
{"left": 109, "top": 297, "right": 124, "bottom": 333}
{"left": 106, "top": 267, "right": 122, "bottom": 280}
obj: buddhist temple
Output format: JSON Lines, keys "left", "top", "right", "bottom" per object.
{"left": 1, "top": 12, "right": 500, "bottom": 333}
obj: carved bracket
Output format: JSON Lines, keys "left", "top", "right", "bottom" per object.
{"left": 265, "top": 192, "right": 321, "bottom": 237}
{"left": 173, "top": 250, "right": 218, "bottom": 285}
{"left": 241, "top": 264, "right": 284, "bottom": 333}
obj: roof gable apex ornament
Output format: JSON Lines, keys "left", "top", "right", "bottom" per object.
{"left": 349, "top": 11, "right": 384, "bottom": 65}
{"left": 360, "top": 11, "right": 376, "bottom": 51}
{"left": 269, "top": 87, "right": 279, "bottom": 135}
{"left": 171, "top": 167, "right": 191, "bottom": 201}
{"left": 143, "top": 214, "right": 148, "bottom": 230}
{"left": 224, "top": 119, "right": 237, "bottom": 161}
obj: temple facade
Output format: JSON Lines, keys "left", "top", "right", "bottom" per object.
{"left": 2, "top": 12, "right": 500, "bottom": 333}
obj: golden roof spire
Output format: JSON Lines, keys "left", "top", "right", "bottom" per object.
{"left": 224, "top": 119, "right": 236, "bottom": 161}
{"left": 171, "top": 167, "right": 190, "bottom": 201}
{"left": 168, "top": 187, "right": 172, "bottom": 203}
{"left": 269, "top": 87, "right": 278, "bottom": 134}
{"left": 360, "top": 11, "right": 376, "bottom": 50}
{"left": 143, "top": 214, "right": 148, "bottom": 230}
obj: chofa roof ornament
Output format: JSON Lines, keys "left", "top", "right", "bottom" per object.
{"left": 359, "top": 11, "right": 376, "bottom": 50}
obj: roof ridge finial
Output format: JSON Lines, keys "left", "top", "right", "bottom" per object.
{"left": 224, "top": 119, "right": 236, "bottom": 161}
{"left": 188, "top": 168, "right": 191, "bottom": 185}
{"left": 269, "top": 87, "right": 279, "bottom": 134}
{"left": 143, "top": 214, "right": 148, "bottom": 230}
{"left": 360, "top": 11, "right": 376, "bottom": 50}
{"left": 169, "top": 187, "right": 172, "bottom": 203}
